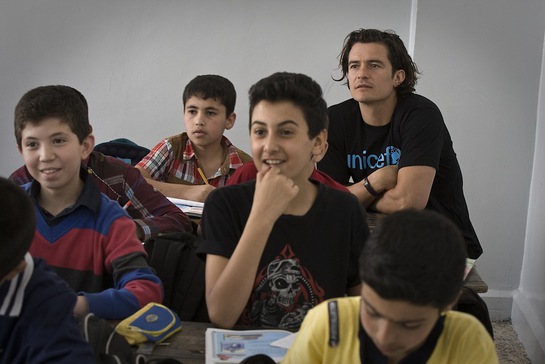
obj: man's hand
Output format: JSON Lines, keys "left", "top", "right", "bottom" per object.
{"left": 348, "top": 165, "right": 399, "bottom": 206}
{"left": 373, "top": 165, "right": 435, "bottom": 213}
{"left": 368, "top": 165, "right": 398, "bottom": 192}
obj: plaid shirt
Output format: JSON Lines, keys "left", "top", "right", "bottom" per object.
{"left": 137, "top": 132, "right": 252, "bottom": 187}
{"left": 9, "top": 151, "right": 193, "bottom": 241}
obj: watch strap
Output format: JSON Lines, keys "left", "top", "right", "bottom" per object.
{"left": 363, "top": 177, "right": 380, "bottom": 197}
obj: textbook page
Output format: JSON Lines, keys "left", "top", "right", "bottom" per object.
{"left": 167, "top": 197, "right": 204, "bottom": 217}
{"left": 205, "top": 328, "right": 293, "bottom": 364}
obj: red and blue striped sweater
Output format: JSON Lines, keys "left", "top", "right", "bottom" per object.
{"left": 24, "top": 176, "right": 163, "bottom": 320}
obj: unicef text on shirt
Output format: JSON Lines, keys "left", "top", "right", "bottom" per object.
{"left": 346, "top": 147, "right": 401, "bottom": 170}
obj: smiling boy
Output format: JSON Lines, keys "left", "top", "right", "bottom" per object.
{"left": 9, "top": 85, "right": 192, "bottom": 242}
{"left": 282, "top": 210, "right": 498, "bottom": 363}
{"left": 14, "top": 85, "right": 162, "bottom": 320}
{"left": 197, "top": 72, "right": 368, "bottom": 329}
{"left": 137, "top": 75, "right": 252, "bottom": 202}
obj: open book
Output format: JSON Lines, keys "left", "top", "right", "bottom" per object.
{"left": 205, "top": 328, "right": 296, "bottom": 364}
{"left": 167, "top": 197, "right": 204, "bottom": 218}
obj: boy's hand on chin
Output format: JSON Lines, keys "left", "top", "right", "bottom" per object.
{"left": 253, "top": 166, "right": 299, "bottom": 219}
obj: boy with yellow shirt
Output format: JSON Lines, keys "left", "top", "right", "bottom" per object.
{"left": 282, "top": 209, "right": 498, "bottom": 363}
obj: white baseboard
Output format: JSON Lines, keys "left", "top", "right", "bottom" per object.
{"left": 480, "top": 289, "right": 515, "bottom": 321}
{"left": 511, "top": 289, "right": 545, "bottom": 363}
{"left": 480, "top": 288, "right": 545, "bottom": 362}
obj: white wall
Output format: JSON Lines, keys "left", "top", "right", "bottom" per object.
{"left": 1, "top": 0, "right": 544, "bottom": 360}
{"left": 512, "top": 30, "right": 545, "bottom": 362}
{"left": 414, "top": 0, "right": 542, "bottom": 300}
{"left": 413, "top": 2, "right": 545, "bottom": 358}
{"left": 0, "top": 0, "right": 411, "bottom": 174}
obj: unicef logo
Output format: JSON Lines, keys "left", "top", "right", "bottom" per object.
{"left": 386, "top": 146, "right": 401, "bottom": 165}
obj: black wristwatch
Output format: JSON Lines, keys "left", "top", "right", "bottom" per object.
{"left": 363, "top": 177, "right": 380, "bottom": 197}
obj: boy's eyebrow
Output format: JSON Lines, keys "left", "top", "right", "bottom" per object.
{"left": 251, "top": 120, "right": 300, "bottom": 128}
{"left": 362, "top": 297, "right": 427, "bottom": 325}
{"left": 185, "top": 104, "right": 220, "bottom": 112}
{"left": 361, "top": 297, "right": 381, "bottom": 316}
{"left": 22, "top": 131, "right": 69, "bottom": 140}
{"left": 49, "top": 131, "right": 70, "bottom": 137}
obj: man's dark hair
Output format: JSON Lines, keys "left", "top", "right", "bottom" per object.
{"left": 0, "top": 177, "right": 36, "bottom": 279}
{"left": 360, "top": 209, "right": 466, "bottom": 309}
{"left": 182, "top": 75, "right": 237, "bottom": 116}
{"left": 336, "top": 28, "right": 421, "bottom": 98}
{"left": 14, "top": 85, "right": 91, "bottom": 147}
{"left": 248, "top": 72, "right": 328, "bottom": 139}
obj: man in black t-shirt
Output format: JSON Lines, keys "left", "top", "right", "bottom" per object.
{"left": 318, "top": 29, "right": 482, "bottom": 259}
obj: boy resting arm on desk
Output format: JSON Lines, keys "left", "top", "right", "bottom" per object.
{"left": 10, "top": 151, "right": 194, "bottom": 241}
{"left": 14, "top": 85, "right": 163, "bottom": 320}
{"left": 197, "top": 72, "right": 369, "bottom": 329}
{"left": 136, "top": 74, "right": 252, "bottom": 202}
{"left": 10, "top": 86, "right": 193, "bottom": 241}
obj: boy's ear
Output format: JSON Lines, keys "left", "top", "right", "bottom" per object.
{"left": 311, "top": 129, "right": 328, "bottom": 163}
{"left": 225, "top": 112, "right": 236, "bottom": 131}
{"left": 81, "top": 133, "right": 95, "bottom": 160}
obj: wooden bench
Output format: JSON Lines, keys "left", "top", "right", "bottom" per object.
{"left": 464, "top": 267, "right": 488, "bottom": 293}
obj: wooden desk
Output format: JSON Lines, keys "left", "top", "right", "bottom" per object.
{"left": 144, "top": 321, "right": 211, "bottom": 364}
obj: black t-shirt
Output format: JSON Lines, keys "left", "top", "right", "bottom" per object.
{"left": 197, "top": 181, "right": 368, "bottom": 329}
{"left": 318, "top": 94, "right": 482, "bottom": 259}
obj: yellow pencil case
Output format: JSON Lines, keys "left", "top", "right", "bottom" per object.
{"left": 115, "top": 302, "right": 182, "bottom": 345}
